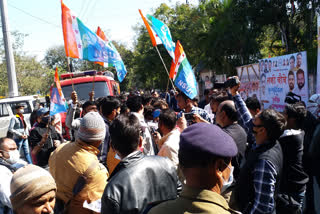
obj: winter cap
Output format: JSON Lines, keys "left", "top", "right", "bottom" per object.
{"left": 77, "top": 111, "right": 106, "bottom": 143}
{"left": 10, "top": 164, "right": 57, "bottom": 210}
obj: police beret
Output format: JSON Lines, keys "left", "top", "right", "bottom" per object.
{"left": 179, "top": 123, "right": 238, "bottom": 158}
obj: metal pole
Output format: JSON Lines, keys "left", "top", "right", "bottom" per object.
{"left": 0, "top": 0, "right": 18, "bottom": 97}
{"left": 154, "top": 46, "right": 176, "bottom": 92}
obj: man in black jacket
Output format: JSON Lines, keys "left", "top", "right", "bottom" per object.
{"left": 279, "top": 103, "right": 309, "bottom": 208}
{"left": 101, "top": 114, "right": 179, "bottom": 214}
{"left": 29, "top": 113, "right": 62, "bottom": 168}
{"left": 215, "top": 100, "right": 247, "bottom": 179}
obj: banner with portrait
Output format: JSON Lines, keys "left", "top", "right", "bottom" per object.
{"left": 259, "top": 51, "right": 308, "bottom": 111}
{"left": 236, "top": 64, "right": 260, "bottom": 101}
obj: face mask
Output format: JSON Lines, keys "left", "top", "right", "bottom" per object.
{"left": 41, "top": 116, "right": 50, "bottom": 124}
{"left": 18, "top": 109, "right": 24, "bottom": 114}
{"left": 220, "top": 165, "right": 234, "bottom": 193}
{"left": 6, "top": 150, "right": 20, "bottom": 164}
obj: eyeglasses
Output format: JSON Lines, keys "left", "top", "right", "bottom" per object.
{"left": 252, "top": 123, "right": 264, "bottom": 128}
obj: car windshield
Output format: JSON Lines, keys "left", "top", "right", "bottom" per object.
{"left": 62, "top": 81, "right": 110, "bottom": 101}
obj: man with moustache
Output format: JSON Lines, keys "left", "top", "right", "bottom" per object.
{"left": 288, "top": 70, "right": 295, "bottom": 92}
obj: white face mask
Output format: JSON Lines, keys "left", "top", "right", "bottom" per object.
{"left": 6, "top": 150, "right": 20, "bottom": 164}
{"left": 220, "top": 165, "right": 234, "bottom": 194}
{"left": 18, "top": 109, "right": 24, "bottom": 114}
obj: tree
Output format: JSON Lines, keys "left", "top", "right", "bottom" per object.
{"left": 15, "top": 54, "right": 53, "bottom": 95}
{"left": 43, "top": 45, "right": 86, "bottom": 72}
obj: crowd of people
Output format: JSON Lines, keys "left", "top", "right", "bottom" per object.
{"left": 1, "top": 77, "right": 320, "bottom": 214}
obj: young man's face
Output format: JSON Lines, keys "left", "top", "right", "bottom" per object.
{"left": 297, "top": 55, "right": 302, "bottom": 68}
{"left": 288, "top": 74, "right": 295, "bottom": 91}
{"left": 297, "top": 73, "right": 305, "bottom": 90}
{"left": 83, "top": 105, "right": 98, "bottom": 116}
{"left": 268, "top": 61, "right": 272, "bottom": 71}
{"left": 176, "top": 96, "right": 187, "bottom": 110}
{"left": 210, "top": 100, "right": 219, "bottom": 114}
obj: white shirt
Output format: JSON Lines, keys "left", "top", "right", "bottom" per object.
{"left": 204, "top": 103, "right": 215, "bottom": 121}
{"left": 0, "top": 165, "right": 13, "bottom": 209}
{"left": 131, "top": 112, "right": 155, "bottom": 156}
{"left": 158, "top": 129, "right": 180, "bottom": 167}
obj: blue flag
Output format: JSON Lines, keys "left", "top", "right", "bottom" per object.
{"left": 61, "top": 2, "right": 127, "bottom": 82}
{"left": 50, "top": 88, "right": 68, "bottom": 116}
{"left": 146, "top": 14, "right": 176, "bottom": 59}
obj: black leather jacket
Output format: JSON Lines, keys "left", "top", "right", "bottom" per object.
{"left": 101, "top": 151, "right": 179, "bottom": 214}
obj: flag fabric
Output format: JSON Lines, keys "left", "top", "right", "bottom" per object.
{"left": 144, "top": 13, "right": 175, "bottom": 59}
{"left": 50, "top": 68, "right": 68, "bottom": 116}
{"left": 170, "top": 41, "right": 197, "bottom": 99}
{"left": 169, "top": 41, "right": 184, "bottom": 79}
{"left": 54, "top": 67, "right": 63, "bottom": 97}
{"left": 50, "top": 88, "right": 68, "bottom": 116}
{"left": 138, "top": 9, "right": 162, "bottom": 47}
{"left": 95, "top": 26, "right": 113, "bottom": 67}
{"left": 61, "top": 1, "right": 127, "bottom": 82}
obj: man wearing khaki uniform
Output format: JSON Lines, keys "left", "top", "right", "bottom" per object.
{"left": 148, "top": 123, "right": 238, "bottom": 214}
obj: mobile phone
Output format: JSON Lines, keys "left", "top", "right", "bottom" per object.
{"left": 184, "top": 113, "right": 194, "bottom": 121}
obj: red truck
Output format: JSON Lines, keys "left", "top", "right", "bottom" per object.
{"left": 59, "top": 70, "right": 120, "bottom": 139}
{"left": 60, "top": 70, "right": 120, "bottom": 101}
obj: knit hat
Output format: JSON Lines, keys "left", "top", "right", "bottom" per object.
{"left": 10, "top": 164, "right": 57, "bottom": 210}
{"left": 77, "top": 111, "right": 106, "bottom": 143}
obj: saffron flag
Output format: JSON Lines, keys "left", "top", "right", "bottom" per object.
{"left": 50, "top": 68, "right": 68, "bottom": 116}
{"left": 54, "top": 67, "right": 63, "bottom": 97}
{"left": 138, "top": 9, "right": 162, "bottom": 47}
{"left": 170, "top": 41, "right": 197, "bottom": 99}
{"left": 169, "top": 41, "right": 184, "bottom": 79}
{"left": 61, "top": 1, "right": 127, "bottom": 82}
{"left": 143, "top": 13, "right": 175, "bottom": 59}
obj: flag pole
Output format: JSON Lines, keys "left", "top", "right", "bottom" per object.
{"left": 92, "top": 73, "right": 96, "bottom": 91}
{"left": 165, "top": 78, "right": 169, "bottom": 100}
{"left": 67, "top": 57, "right": 75, "bottom": 91}
{"left": 154, "top": 46, "right": 176, "bottom": 92}
{"left": 91, "top": 71, "right": 96, "bottom": 101}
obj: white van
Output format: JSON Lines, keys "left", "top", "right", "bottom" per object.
{"left": 0, "top": 95, "right": 39, "bottom": 138}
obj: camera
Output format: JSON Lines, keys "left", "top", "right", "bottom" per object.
{"left": 284, "top": 92, "right": 301, "bottom": 104}
{"left": 224, "top": 76, "right": 240, "bottom": 88}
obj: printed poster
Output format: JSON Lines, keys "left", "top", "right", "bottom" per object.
{"left": 236, "top": 64, "right": 260, "bottom": 101}
{"left": 259, "top": 51, "right": 308, "bottom": 111}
